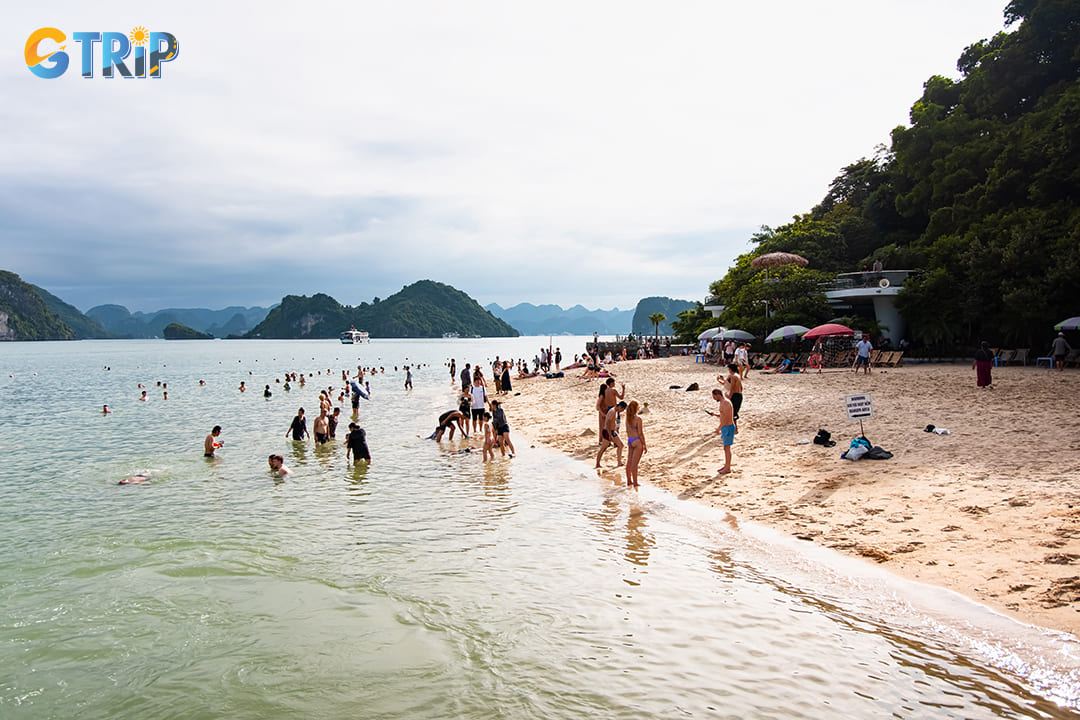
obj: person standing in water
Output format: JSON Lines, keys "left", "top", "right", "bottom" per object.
{"left": 623, "top": 401, "right": 646, "bottom": 487}
{"left": 287, "top": 408, "right": 308, "bottom": 442}
{"left": 204, "top": 426, "right": 222, "bottom": 457}
{"left": 346, "top": 422, "right": 371, "bottom": 464}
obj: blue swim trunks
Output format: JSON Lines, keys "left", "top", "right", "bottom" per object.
{"left": 720, "top": 424, "right": 735, "bottom": 446}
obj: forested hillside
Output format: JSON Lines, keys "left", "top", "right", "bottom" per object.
{"left": 705, "top": 0, "right": 1079, "bottom": 350}
{"left": 247, "top": 280, "right": 519, "bottom": 338}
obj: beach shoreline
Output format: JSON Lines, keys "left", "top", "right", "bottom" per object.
{"left": 503, "top": 356, "right": 1080, "bottom": 636}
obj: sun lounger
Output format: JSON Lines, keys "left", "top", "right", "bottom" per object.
{"left": 1008, "top": 348, "right": 1029, "bottom": 366}
{"left": 997, "top": 349, "right": 1015, "bottom": 365}
{"left": 1065, "top": 349, "right": 1080, "bottom": 368}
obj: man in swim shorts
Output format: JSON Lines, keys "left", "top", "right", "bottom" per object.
{"left": 596, "top": 401, "right": 627, "bottom": 469}
{"left": 708, "top": 389, "right": 735, "bottom": 475}
{"left": 313, "top": 407, "right": 330, "bottom": 445}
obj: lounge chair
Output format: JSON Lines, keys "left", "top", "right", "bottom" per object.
{"left": 997, "top": 349, "right": 1015, "bottom": 365}
{"left": 1064, "top": 349, "right": 1080, "bottom": 368}
{"left": 1009, "top": 348, "right": 1029, "bottom": 366}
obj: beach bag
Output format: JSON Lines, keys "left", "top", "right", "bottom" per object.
{"left": 813, "top": 429, "right": 836, "bottom": 447}
{"left": 865, "top": 446, "right": 893, "bottom": 460}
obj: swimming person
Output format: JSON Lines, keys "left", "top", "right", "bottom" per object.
{"left": 118, "top": 473, "right": 150, "bottom": 485}
{"left": 204, "top": 426, "right": 222, "bottom": 457}
{"left": 267, "top": 454, "right": 291, "bottom": 475}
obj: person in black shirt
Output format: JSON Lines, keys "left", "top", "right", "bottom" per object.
{"left": 287, "top": 408, "right": 308, "bottom": 441}
{"left": 346, "top": 423, "right": 371, "bottom": 463}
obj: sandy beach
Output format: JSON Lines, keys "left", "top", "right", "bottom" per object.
{"left": 502, "top": 356, "right": 1080, "bottom": 635}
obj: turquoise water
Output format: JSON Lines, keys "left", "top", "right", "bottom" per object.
{"left": 2, "top": 338, "right": 1079, "bottom": 719}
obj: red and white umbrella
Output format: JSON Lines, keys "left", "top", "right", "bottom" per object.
{"left": 803, "top": 323, "right": 854, "bottom": 339}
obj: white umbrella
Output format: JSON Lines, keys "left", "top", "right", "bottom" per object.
{"left": 698, "top": 327, "right": 723, "bottom": 340}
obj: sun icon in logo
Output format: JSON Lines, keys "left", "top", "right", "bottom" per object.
{"left": 129, "top": 26, "right": 149, "bottom": 46}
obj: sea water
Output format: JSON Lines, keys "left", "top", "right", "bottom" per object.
{"left": 2, "top": 338, "right": 1079, "bottom": 719}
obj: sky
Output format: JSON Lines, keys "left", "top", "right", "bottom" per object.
{"left": 2, "top": 1, "right": 1012, "bottom": 313}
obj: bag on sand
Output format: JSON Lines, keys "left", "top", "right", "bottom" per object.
{"left": 813, "top": 429, "right": 836, "bottom": 447}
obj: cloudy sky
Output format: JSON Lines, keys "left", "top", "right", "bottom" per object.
{"left": 3, "top": 1, "right": 1010, "bottom": 313}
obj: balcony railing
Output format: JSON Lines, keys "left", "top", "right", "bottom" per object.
{"left": 824, "top": 270, "right": 913, "bottom": 292}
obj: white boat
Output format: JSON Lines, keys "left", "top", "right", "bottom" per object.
{"left": 340, "top": 329, "right": 370, "bottom": 344}
{"left": 442, "top": 332, "right": 460, "bottom": 339}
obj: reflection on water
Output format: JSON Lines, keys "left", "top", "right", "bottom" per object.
{"left": 1, "top": 339, "right": 1079, "bottom": 719}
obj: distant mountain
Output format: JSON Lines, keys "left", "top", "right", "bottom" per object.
{"left": 485, "top": 302, "right": 632, "bottom": 335}
{"left": 31, "top": 284, "right": 112, "bottom": 339}
{"left": 163, "top": 323, "right": 213, "bottom": 340}
{"left": 87, "top": 304, "right": 273, "bottom": 338}
{"left": 247, "top": 280, "right": 519, "bottom": 339}
{"left": 631, "top": 297, "right": 696, "bottom": 336}
{"left": 0, "top": 270, "right": 75, "bottom": 341}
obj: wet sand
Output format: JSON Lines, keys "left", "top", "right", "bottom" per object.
{"left": 502, "top": 357, "right": 1080, "bottom": 635}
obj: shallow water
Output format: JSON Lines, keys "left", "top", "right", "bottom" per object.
{"left": 2, "top": 338, "right": 1079, "bottom": 719}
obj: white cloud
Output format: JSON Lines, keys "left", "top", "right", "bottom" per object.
{"left": 1, "top": 0, "right": 1009, "bottom": 311}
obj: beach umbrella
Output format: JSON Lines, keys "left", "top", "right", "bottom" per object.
{"left": 765, "top": 325, "right": 809, "bottom": 342}
{"left": 721, "top": 329, "right": 755, "bottom": 341}
{"left": 697, "top": 327, "right": 723, "bottom": 340}
{"left": 804, "top": 323, "right": 855, "bottom": 339}
{"left": 750, "top": 252, "right": 810, "bottom": 270}
{"left": 1054, "top": 317, "right": 1080, "bottom": 331}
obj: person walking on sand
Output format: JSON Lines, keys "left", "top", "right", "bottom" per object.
{"left": 973, "top": 340, "right": 994, "bottom": 388}
{"left": 204, "top": 426, "right": 222, "bottom": 457}
{"left": 1052, "top": 332, "right": 1072, "bottom": 372}
{"left": 854, "top": 336, "right": 872, "bottom": 375}
{"left": 287, "top": 408, "right": 309, "bottom": 442}
{"left": 708, "top": 389, "right": 735, "bottom": 475}
{"left": 597, "top": 378, "right": 625, "bottom": 442}
{"left": 596, "top": 401, "right": 627, "bottom": 469}
{"left": 623, "top": 400, "right": 646, "bottom": 487}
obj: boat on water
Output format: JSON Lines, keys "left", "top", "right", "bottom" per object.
{"left": 340, "top": 328, "right": 370, "bottom": 344}
{"left": 442, "top": 332, "right": 460, "bottom": 339}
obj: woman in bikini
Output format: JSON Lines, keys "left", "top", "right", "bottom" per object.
{"left": 624, "top": 400, "right": 646, "bottom": 488}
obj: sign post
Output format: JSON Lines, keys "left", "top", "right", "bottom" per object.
{"left": 844, "top": 393, "right": 873, "bottom": 438}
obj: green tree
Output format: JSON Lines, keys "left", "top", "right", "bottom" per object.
{"left": 648, "top": 313, "right": 666, "bottom": 342}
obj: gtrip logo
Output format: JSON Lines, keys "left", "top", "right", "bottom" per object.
{"left": 26, "top": 27, "right": 179, "bottom": 79}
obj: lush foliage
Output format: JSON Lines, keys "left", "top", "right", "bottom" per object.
{"left": 0, "top": 271, "right": 75, "bottom": 341}
{"left": 706, "top": 0, "right": 1080, "bottom": 350}
{"left": 247, "top": 280, "right": 519, "bottom": 339}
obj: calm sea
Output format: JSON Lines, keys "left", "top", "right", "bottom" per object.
{"left": 2, "top": 338, "right": 1079, "bottom": 719}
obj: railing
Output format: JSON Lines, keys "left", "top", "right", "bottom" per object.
{"left": 824, "top": 270, "right": 913, "bottom": 292}
{"left": 704, "top": 296, "right": 723, "bottom": 307}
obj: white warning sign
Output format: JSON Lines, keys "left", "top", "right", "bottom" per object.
{"left": 845, "top": 393, "right": 873, "bottom": 420}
